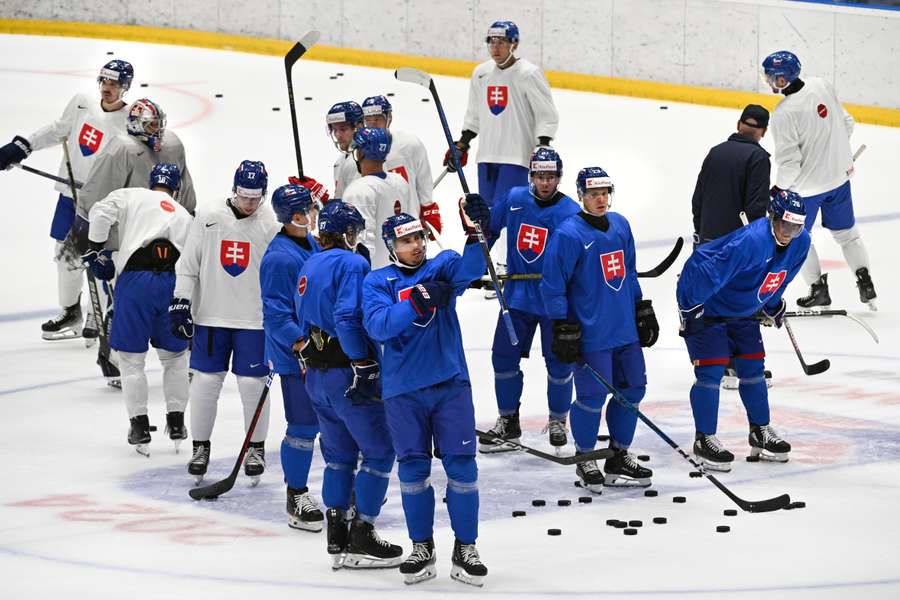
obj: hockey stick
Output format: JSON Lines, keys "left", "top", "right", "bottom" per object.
{"left": 424, "top": 220, "right": 445, "bottom": 250}
{"left": 784, "top": 308, "right": 878, "bottom": 343}
{"left": 783, "top": 318, "right": 830, "bottom": 375}
{"left": 190, "top": 371, "right": 274, "bottom": 500}
{"left": 475, "top": 429, "right": 614, "bottom": 465}
{"left": 637, "top": 236, "right": 684, "bottom": 278}
{"left": 853, "top": 144, "right": 867, "bottom": 163}
{"left": 395, "top": 66, "right": 518, "bottom": 346}
{"left": 432, "top": 167, "right": 449, "bottom": 189}
{"left": 580, "top": 362, "right": 792, "bottom": 513}
{"left": 284, "top": 31, "right": 321, "bottom": 178}
{"left": 14, "top": 163, "right": 83, "bottom": 189}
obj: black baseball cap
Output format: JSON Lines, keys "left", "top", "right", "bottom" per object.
{"left": 740, "top": 104, "right": 769, "bottom": 128}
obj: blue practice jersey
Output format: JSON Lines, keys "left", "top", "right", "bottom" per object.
{"left": 677, "top": 217, "right": 810, "bottom": 317}
{"left": 296, "top": 248, "right": 372, "bottom": 361}
{"left": 489, "top": 186, "right": 580, "bottom": 316}
{"left": 362, "top": 243, "right": 484, "bottom": 399}
{"left": 542, "top": 212, "right": 642, "bottom": 352}
{"left": 260, "top": 230, "right": 318, "bottom": 375}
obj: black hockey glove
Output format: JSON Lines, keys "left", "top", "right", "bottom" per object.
{"left": 168, "top": 297, "right": 194, "bottom": 340}
{"left": 0, "top": 135, "right": 31, "bottom": 170}
{"left": 355, "top": 242, "right": 371, "bottom": 266}
{"left": 81, "top": 241, "right": 115, "bottom": 281}
{"left": 758, "top": 298, "right": 786, "bottom": 328}
{"left": 408, "top": 281, "right": 452, "bottom": 316}
{"left": 346, "top": 360, "right": 381, "bottom": 405}
{"left": 459, "top": 193, "right": 490, "bottom": 243}
{"left": 551, "top": 321, "right": 582, "bottom": 364}
{"left": 635, "top": 299, "right": 659, "bottom": 347}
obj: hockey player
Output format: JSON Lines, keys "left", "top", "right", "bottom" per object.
{"left": 362, "top": 196, "right": 490, "bottom": 587}
{"left": 81, "top": 163, "right": 191, "bottom": 455}
{"left": 360, "top": 95, "right": 442, "bottom": 238}
{"left": 762, "top": 51, "right": 876, "bottom": 310}
{"left": 295, "top": 200, "right": 402, "bottom": 570}
{"left": 677, "top": 189, "right": 810, "bottom": 471}
{"left": 170, "top": 160, "right": 277, "bottom": 484}
{"left": 342, "top": 127, "right": 419, "bottom": 269}
{"left": 260, "top": 183, "right": 324, "bottom": 532}
{"left": 479, "top": 147, "right": 579, "bottom": 454}
{"left": 541, "top": 167, "right": 659, "bottom": 492}
{"left": 0, "top": 59, "right": 132, "bottom": 341}
{"left": 326, "top": 101, "right": 364, "bottom": 198}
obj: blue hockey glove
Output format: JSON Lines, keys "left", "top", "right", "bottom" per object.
{"left": 759, "top": 298, "right": 787, "bottom": 328}
{"left": 346, "top": 360, "right": 380, "bottom": 404}
{"left": 635, "top": 299, "right": 659, "bottom": 347}
{"left": 0, "top": 135, "right": 31, "bottom": 170}
{"left": 678, "top": 304, "right": 705, "bottom": 337}
{"left": 551, "top": 321, "right": 582, "bottom": 364}
{"left": 168, "top": 297, "right": 194, "bottom": 340}
{"left": 408, "top": 281, "right": 452, "bottom": 316}
{"left": 81, "top": 243, "right": 115, "bottom": 281}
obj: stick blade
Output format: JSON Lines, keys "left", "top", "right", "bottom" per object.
{"left": 395, "top": 67, "right": 432, "bottom": 88}
{"left": 742, "top": 493, "right": 792, "bottom": 513}
{"left": 804, "top": 359, "right": 830, "bottom": 376}
{"left": 188, "top": 475, "right": 237, "bottom": 500}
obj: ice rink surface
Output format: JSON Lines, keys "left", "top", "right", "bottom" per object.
{"left": 1, "top": 34, "right": 899, "bottom": 599}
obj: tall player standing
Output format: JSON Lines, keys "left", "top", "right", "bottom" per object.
{"left": 325, "top": 101, "right": 364, "bottom": 199}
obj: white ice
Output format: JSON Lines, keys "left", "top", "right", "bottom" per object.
{"left": 1, "top": 34, "right": 899, "bottom": 600}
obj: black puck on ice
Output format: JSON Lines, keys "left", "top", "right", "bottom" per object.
{"left": 547, "top": 528, "right": 561, "bottom": 536}
{"left": 557, "top": 499, "right": 571, "bottom": 507}
{"left": 578, "top": 496, "right": 592, "bottom": 504}
{"left": 716, "top": 525, "right": 730, "bottom": 533}
{"left": 532, "top": 499, "right": 546, "bottom": 507}
{"left": 304, "top": 96, "right": 312, "bottom": 100}
{"left": 628, "top": 520, "right": 643, "bottom": 527}
{"left": 644, "top": 490, "right": 658, "bottom": 497}
{"left": 336, "top": 72, "right": 344, "bottom": 76}
{"left": 673, "top": 496, "right": 686, "bottom": 503}
{"left": 512, "top": 510, "right": 526, "bottom": 517}
{"left": 140, "top": 83, "right": 149, "bottom": 87}
{"left": 421, "top": 98, "right": 430, "bottom": 102}
{"left": 724, "top": 509, "right": 738, "bottom": 516}
{"left": 606, "top": 519, "right": 622, "bottom": 527}
{"left": 653, "top": 517, "right": 667, "bottom": 524}
{"left": 613, "top": 521, "right": 627, "bottom": 529}
{"left": 272, "top": 107, "right": 281, "bottom": 111}
{"left": 597, "top": 435, "right": 610, "bottom": 442}
{"left": 689, "top": 471, "right": 702, "bottom": 478}
{"left": 660, "top": 105, "right": 669, "bottom": 110}
{"left": 107, "top": 51, "right": 114, "bottom": 55}
{"left": 386, "top": 92, "right": 395, "bottom": 97}
{"left": 746, "top": 455, "right": 761, "bottom": 462}
{"left": 214, "top": 93, "right": 223, "bottom": 98}
{"left": 623, "top": 528, "right": 638, "bottom": 536}
{"left": 329, "top": 76, "right": 337, "bottom": 80}
{"left": 637, "top": 455, "right": 650, "bottom": 462}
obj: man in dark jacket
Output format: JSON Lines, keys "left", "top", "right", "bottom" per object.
{"left": 692, "top": 104, "right": 771, "bottom": 245}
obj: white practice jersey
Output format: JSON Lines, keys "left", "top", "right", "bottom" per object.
{"left": 333, "top": 152, "right": 360, "bottom": 198}
{"left": 462, "top": 58, "right": 559, "bottom": 168}
{"left": 27, "top": 92, "right": 128, "bottom": 195}
{"left": 174, "top": 202, "right": 279, "bottom": 330}
{"left": 87, "top": 187, "right": 192, "bottom": 277}
{"left": 383, "top": 129, "right": 434, "bottom": 209}
{"left": 771, "top": 77, "right": 855, "bottom": 197}
{"left": 342, "top": 172, "right": 416, "bottom": 269}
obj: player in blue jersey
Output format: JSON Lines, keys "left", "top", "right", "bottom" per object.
{"left": 541, "top": 167, "right": 659, "bottom": 493}
{"left": 362, "top": 194, "right": 490, "bottom": 587}
{"left": 259, "top": 184, "right": 324, "bottom": 532}
{"left": 294, "top": 200, "right": 402, "bottom": 570}
{"left": 677, "top": 190, "right": 810, "bottom": 471}
{"left": 479, "top": 147, "right": 580, "bottom": 455}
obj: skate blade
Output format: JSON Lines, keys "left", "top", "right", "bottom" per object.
{"left": 749, "top": 447, "right": 789, "bottom": 463}
{"left": 42, "top": 329, "right": 81, "bottom": 341}
{"left": 134, "top": 444, "right": 150, "bottom": 457}
{"left": 603, "top": 474, "right": 651, "bottom": 487}
{"left": 866, "top": 300, "right": 878, "bottom": 312}
{"left": 694, "top": 456, "right": 732, "bottom": 472}
{"left": 330, "top": 553, "right": 347, "bottom": 570}
{"left": 403, "top": 565, "right": 437, "bottom": 585}
{"left": 477, "top": 438, "right": 521, "bottom": 454}
{"left": 107, "top": 378, "right": 122, "bottom": 390}
{"left": 192, "top": 474, "right": 205, "bottom": 485}
{"left": 247, "top": 475, "right": 261, "bottom": 487}
{"left": 578, "top": 479, "right": 604, "bottom": 495}
{"left": 172, "top": 439, "right": 182, "bottom": 454}
{"left": 450, "top": 565, "right": 485, "bottom": 587}
{"left": 288, "top": 516, "right": 324, "bottom": 532}
{"left": 343, "top": 553, "right": 403, "bottom": 569}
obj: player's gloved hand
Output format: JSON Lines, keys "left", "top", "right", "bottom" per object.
{"left": 758, "top": 298, "right": 787, "bottom": 328}
{"left": 408, "top": 281, "right": 452, "bottom": 315}
{"left": 635, "top": 299, "right": 659, "bottom": 347}
{"left": 420, "top": 202, "right": 442, "bottom": 238}
{"left": 770, "top": 185, "right": 783, "bottom": 196}
{"left": 537, "top": 136, "right": 553, "bottom": 148}
{"left": 355, "top": 242, "right": 371, "bottom": 266}
{"left": 443, "top": 141, "right": 469, "bottom": 173}
{"left": 459, "top": 193, "right": 490, "bottom": 242}
{"left": 289, "top": 175, "right": 330, "bottom": 205}
{"left": 292, "top": 336, "right": 310, "bottom": 370}
{"left": 168, "top": 297, "right": 194, "bottom": 340}
{"left": 551, "top": 321, "right": 582, "bottom": 364}
{"left": 81, "top": 242, "right": 115, "bottom": 281}
{"left": 678, "top": 304, "right": 705, "bottom": 337}
{"left": 346, "top": 359, "right": 380, "bottom": 404}
{"left": 0, "top": 135, "right": 31, "bottom": 170}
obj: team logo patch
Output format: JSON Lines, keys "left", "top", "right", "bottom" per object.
{"left": 516, "top": 223, "right": 548, "bottom": 263}
{"left": 220, "top": 240, "right": 250, "bottom": 277}
{"left": 160, "top": 200, "right": 175, "bottom": 213}
{"left": 398, "top": 286, "right": 435, "bottom": 328}
{"left": 758, "top": 270, "right": 787, "bottom": 303}
{"left": 78, "top": 123, "right": 103, "bottom": 156}
{"left": 298, "top": 275, "right": 307, "bottom": 295}
{"left": 817, "top": 103, "right": 828, "bottom": 118}
{"left": 388, "top": 165, "right": 409, "bottom": 182}
{"left": 487, "top": 85, "right": 508, "bottom": 115}
{"left": 600, "top": 250, "right": 626, "bottom": 291}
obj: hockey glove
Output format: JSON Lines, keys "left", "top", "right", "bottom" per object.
{"left": 292, "top": 337, "right": 310, "bottom": 371}
{"left": 408, "top": 281, "right": 452, "bottom": 316}
{"left": 635, "top": 299, "right": 660, "bottom": 347}
{"left": 758, "top": 298, "right": 787, "bottom": 328}
{"left": 168, "top": 297, "right": 194, "bottom": 340}
{"left": 346, "top": 359, "right": 381, "bottom": 405}
{"left": 537, "top": 136, "right": 553, "bottom": 148}
{"left": 420, "top": 202, "right": 442, "bottom": 238}
{"left": 443, "top": 141, "right": 469, "bottom": 173}
{"left": 81, "top": 242, "right": 115, "bottom": 281}
{"left": 289, "top": 175, "right": 330, "bottom": 205}
{"left": 459, "top": 193, "right": 491, "bottom": 243}
{"left": 678, "top": 304, "right": 705, "bottom": 337}
{"left": 0, "top": 135, "right": 31, "bottom": 170}
{"left": 551, "top": 321, "right": 582, "bottom": 364}
{"left": 355, "top": 242, "right": 371, "bottom": 266}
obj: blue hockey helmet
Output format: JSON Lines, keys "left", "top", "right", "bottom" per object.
{"left": 232, "top": 160, "right": 268, "bottom": 198}
{"left": 326, "top": 101, "right": 364, "bottom": 130}
{"left": 98, "top": 59, "right": 134, "bottom": 91}
{"left": 318, "top": 200, "right": 366, "bottom": 249}
{"left": 769, "top": 189, "right": 807, "bottom": 245}
{"left": 148, "top": 162, "right": 181, "bottom": 193}
{"left": 762, "top": 51, "right": 801, "bottom": 90}
{"left": 486, "top": 20, "right": 519, "bottom": 44}
{"left": 382, "top": 213, "right": 426, "bottom": 267}
{"left": 530, "top": 147, "right": 563, "bottom": 178}
{"left": 362, "top": 95, "right": 393, "bottom": 127}
{"left": 575, "top": 166, "right": 614, "bottom": 198}
{"left": 126, "top": 98, "right": 166, "bottom": 151}
{"left": 271, "top": 184, "right": 313, "bottom": 224}
{"left": 351, "top": 127, "right": 392, "bottom": 162}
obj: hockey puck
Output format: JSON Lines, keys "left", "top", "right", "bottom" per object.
{"left": 148, "top": 425, "right": 158, "bottom": 432}
{"left": 532, "top": 499, "right": 546, "bottom": 507}
{"left": 512, "top": 510, "right": 526, "bottom": 517}
{"left": 613, "top": 521, "right": 627, "bottom": 529}
{"left": 574, "top": 480, "right": 582, "bottom": 488}
{"left": 623, "top": 528, "right": 638, "bottom": 536}
{"left": 644, "top": 490, "right": 658, "bottom": 497}
{"left": 660, "top": 105, "right": 669, "bottom": 110}
{"left": 578, "top": 496, "right": 592, "bottom": 504}
{"left": 628, "top": 520, "right": 643, "bottom": 527}
{"left": 653, "top": 517, "right": 667, "bottom": 524}
{"left": 637, "top": 455, "right": 650, "bottom": 462}
{"left": 140, "top": 83, "right": 149, "bottom": 87}
{"left": 673, "top": 496, "right": 686, "bottom": 503}
{"left": 329, "top": 76, "right": 338, "bottom": 80}
{"left": 716, "top": 525, "right": 730, "bottom": 533}
{"left": 724, "top": 509, "right": 738, "bottom": 516}
{"left": 107, "top": 51, "right": 114, "bottom": 55}
{"left": 606, "top": 519, "right": 620, "bottom": 526}
{"left": 547, "top": 528, "right": 561, "bottom": 536}
{"left": 387, "top": 92, "right": 395, "bottom": 97}
{"left": 421, "top": 98, "right": 430, "bottom": 102}
{"left": 557, "top": 499, "right": 571, "bottom": 507}
{"left": 746, "top": 455, "right": 760, "bottom": 462}
{"left": 304, "top": 96, "right": 312, "bottom": 100}
{"left": 597, "top": 434, "right": 610, "bottom": 442}
{"left": 215, "top": 93, "right": 223, "bottom": 98}
{"left": 689, "top": 471, "right": 702, "bottom": 478}
{"left": 336, "top": 72, "right": 344, "bottom": 76}
{"left": 272, "top": 107, "right": 281, "bottom": 111}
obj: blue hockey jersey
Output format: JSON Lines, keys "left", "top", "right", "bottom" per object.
{"left": 362, "top": 243, "right": 484, "bottom": 398}
{"left": 489, "top": 186, "right": 580, "bottom": 315}
{"left": 260, "top": 230, "right": 318, "bottom": 375}
{"left": 677, "top": 216, "right": 810, "bottom": 317}
{"left": 541, "top": 212, "right": 642, "bottom": 352}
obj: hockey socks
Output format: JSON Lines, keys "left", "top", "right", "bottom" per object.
{"left": 492, "top": 366, "right": 523, "bottom": 414}
{"left": 444, "top": 456, "right": 479, "bottom": 544}
{"left": 571, "top": 396, "right": 603, "bottom": 452}
{"left": 546, "top": 367, "right": 574, "bottom": 418}
{"left": 735, "top": 357, "right": 770, "bottom": 426}
{"left": 690, "top": 364, "right": 726, "bottom": 434}
{"left": 281, "top": 424, "right": 317, "bottom": 489}
{"left": 353, "top": 457, "right": 393, "bottom": 521}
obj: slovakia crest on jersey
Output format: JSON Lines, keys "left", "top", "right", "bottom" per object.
{"left": 78, "top": 123, "right": 103, "bottom": 156}
{"left": 487, "top": 85, "right": 508, "bottom": 115}
{"left": 398, "top": 286, "right": 435, "bottom": 328}
{"left": 757, "top": 270, "right": 787, "bottom": 303}
{"left": 516, "top": 223, "right": 548, "bottom": 263}
{"left": 600, "top": 250, "right": 626, "bottom": 292}
{"left": 220, "top": 240, "right": 250, "bottom": 277}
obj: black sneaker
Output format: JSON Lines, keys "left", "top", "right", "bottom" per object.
{"left": 41, "top": 300, "right": 83, "bottom": 340}
{"left": 400, "top": 538, "right": 437, "bottom": 585}
{"left": 749, "top": 424, "right": 791, "bottom": 462}
{"left": 188, "top": 440, "right": 210, "bottom": 482}
{"left": 450, "top": 539, "right": 487, "bottom": 587}
{"left": 693, "top": 433, "right": 734, "bottom": 472}
{"left": 478, "top": 409, "right": 521, "bottom": 453}
{"left": 344, "top": 519, "right": 403, "bottom": 569}
{"left": 326, "top": 508, "right": 350, "bottom": 569}
{"left": 128, "top": 415, "right": 151, "bottom": 457}
{"left": 244, "top": 441, "right": 265, "bottom": 486}
{"left": 855, "top": 267, "right": 877, "bottom": 310}
{"left": 287, "top": 486, "right": 324, "bottom": 532}
{"left": 603, "top": 447, "right": 652, "bottom": 487}
{"left": 543, "top": 417, "right": 568, "bottom": 452}
{"left": 575, "top": 455, "right": 605, "bottom": 494}
{"left": 797, "top": 274, "right": 831, "bottom": 308}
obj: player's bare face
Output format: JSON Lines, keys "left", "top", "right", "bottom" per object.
{"left": 98, "top": 79, "right": 123, "bottom": 104}
{"left": 331, "top": 122, "right": 356, "bottom": 152}
{"left": 531, "top": 173, "right": 559, "bottom": 199}
{"left": 772, "top": 218, "right": 803, "bottom": 246}
{"left": 488, "top": 38, "right": 513, "bottom": 65}
{"left": 395, "top": 233, "right": 426, "bottom": 266}
{"left": 364, "top": 115, "right": 389, "bottom": 129}
{"left": 582, "top": 188, "right": 610, "bottom": 217}
{"left": 233, "top": 193, "right": 261, "bottom": 216}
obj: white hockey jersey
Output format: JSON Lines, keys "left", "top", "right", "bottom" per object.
{"left": 87, "top": 187, "right": 192, "bottom": 277}
{"left": 383, "top": 129, "right": 434, "bottom": 209}
{"left": 771, "top": 77, "right": 855, "bottom": 197}
{"left": 342, "top": 172, "right": 416, "bottom": 269}
{"left": 174, "top": 202, "right": 280, "bottom": 330}
{"left": 462, "top": 58, "right": 559, "bottom": 168}
{"left": 27, "top": 92, "right": 128, "bottom": 195}
{"left": 333, "top": 152, "right": 360, "bottom": 198}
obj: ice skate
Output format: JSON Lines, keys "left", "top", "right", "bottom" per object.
{"left": 244, "top": 442, "right": 265, "bottom": 486}
{"left": 797, "top": 273, "right": 831, "bottom": 308}
{"left": 344, "top": 518, "right": 403, "bottom": 569}
{"left": 165, "top": 411, "right": 187, "bottom": 453}
{"left": 749, "top": 424, "right": 791, "bottom": 463}
{"left": 576, "top": 455, "right": 605, "bottom": 494}
{"left": 603, "top": 447, "right": 652, "bottom": 487}
{"left": 82, "top": 311, "right": 99, "bottom": 348}
{"left": 478, "top": 409, "right": 521, "bottom": 453}
{"left": 41, "top": 301, "right": 82, "bottom": 341}
{"left": 450, "top": 539, "right": 487, "bottom": 587}
{"left": 400, "top": 538, "right": 436, "bottom": 585}
{"left": 128, "top": 414, "right": 151, "bottom": 457}
{"left": 326, "top": 508, "right": 350, "bottom": 569}
{"left": 188, "top": 441, "right": 210, "bottom": 483}
{"left": 721, "top": 366, "right": 738, "bottom": 390}
{"left": 287, "top": 486, "right": 324, "bottom": 532}
{"left": 855, "top": 267, "right": 877, "bottom": 311}
{"left": 693, "top": 433, "right": 734, "bottom": 472}
{"left": 542, "top": 416, "right": 568, "bottom": 455}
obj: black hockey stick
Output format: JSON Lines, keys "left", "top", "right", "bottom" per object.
{"left": 284, "top": 31, "right": 321, "bottom": 178}
{"left": 475, "top": 430, "right": 614, "bottom": 465}
{"left": 395, "top": 66, "right": 519, "bottom": 346}
{"left": 14, "top": 163, "right": 83, "bottom": 188}
{"left": 783, "top": 318, "right": 830, "bottom": 375}
{"left": 637, "top": 237, "right": 684, "bottom": 278}
{"left": 190, "top": 371, "right": 274, "bottom": 500}
{"left": 785, "top": 308, "right": 879, "bottom": 343}
{"left": 580, "top": 362, "right": 792, "bottom": 513}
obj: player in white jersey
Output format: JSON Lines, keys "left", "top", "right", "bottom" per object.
{"left": 171, "top": 160, "right": 280, "bottom": 485}
{"left": 361, "top": 95, "right": 442, "bottom": 238}
{"left": 326, "top": 101, "right": 364, "bottom": 199}
{"left": 0, "top": 60, "right": 132, "bottom": 341}
{"left": 81, "top": 163, "right": 192, "bottom": 456}
{"left": 342, "top": 128, "right": 419, "bottom": 269}
{"left": 763, "top": 51, "right": 876, "bottom": 310}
